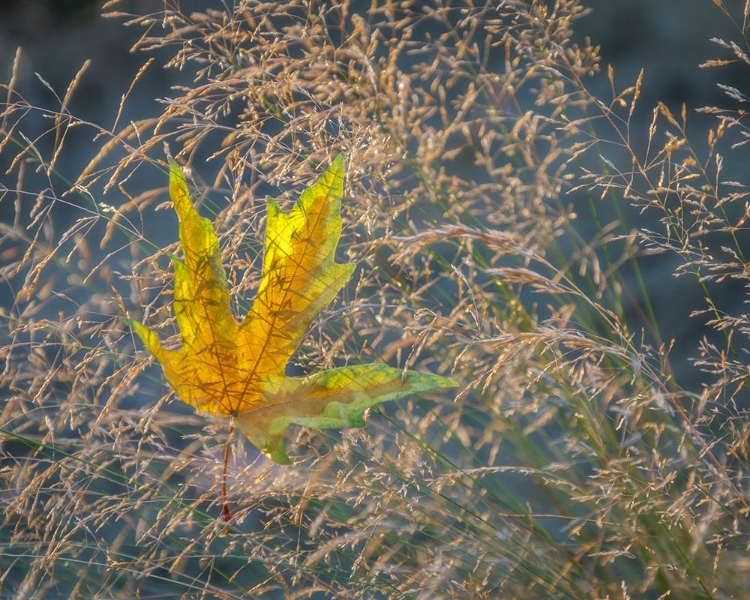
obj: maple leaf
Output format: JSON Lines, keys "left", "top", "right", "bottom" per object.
{"left": 126, "top": 155, "right": 458, "bottom": 465}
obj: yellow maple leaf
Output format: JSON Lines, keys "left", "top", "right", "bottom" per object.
{"left": 127, "top": 155, "right": 457, "bottom": 464}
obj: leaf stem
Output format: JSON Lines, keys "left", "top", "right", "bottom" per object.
{"left": 222, "top": 419, "right": 233, "bottom": 524}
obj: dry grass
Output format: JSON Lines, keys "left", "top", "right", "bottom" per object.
{"left": 1, "top": 0, "right": 750, "bottom": 598}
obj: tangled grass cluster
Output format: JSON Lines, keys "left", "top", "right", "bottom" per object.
{"left": 1, "top": 0, "right": 749, "bottom": 597}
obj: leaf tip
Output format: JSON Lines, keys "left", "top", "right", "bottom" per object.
{"left": 262, "top": 442, "right": 292, "bottom": 465}
{"left": 167, "top": 156, "right": 193, "bottom": 219}
{"left": 331, "top": 153, "right": 345, "bottom": 169}
{"left": 265, "top": 195, "right": 281, "bottom": 215}
{"left": 442, "top": 376, "right": 461, "bottom": 388}
{"left": 123, "top": 317, "right": 163, "bottom": 356}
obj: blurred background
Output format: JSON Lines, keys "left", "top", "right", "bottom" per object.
{"left": 0, "top": 0, "right": 735, "bottom": 161}
{"left": 2, "top": 0, "right": 738, "bottom": 130}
